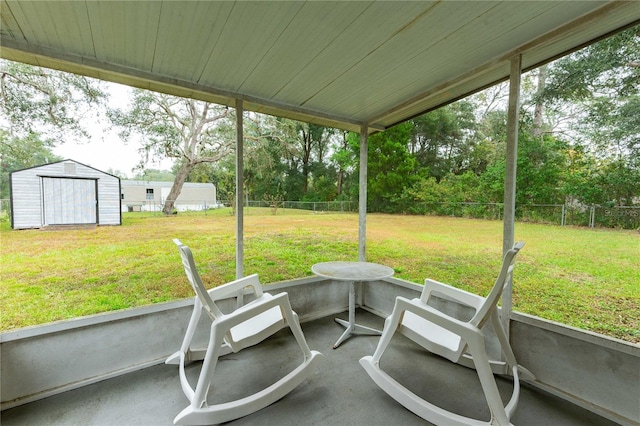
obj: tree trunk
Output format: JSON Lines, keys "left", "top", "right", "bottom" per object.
{"left": 162, "top": 163, "right": 190, "bottom": 215}
{"left": 301, "top": 129, "right": 311, "bottom": 194}
{"left": 533, "top": 65, "right": 547, "bottom": 138}
{"left": 336, "top": 131, "right": 349, "bottom": 196}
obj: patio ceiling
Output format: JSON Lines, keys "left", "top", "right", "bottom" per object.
{"left": 1, "top": 1, "right": 639, "bottom": 134}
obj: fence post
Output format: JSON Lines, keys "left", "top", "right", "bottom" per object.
{"left": 561, "top": 204, "right": 565, "bottom": 226}
{"left": 589, "top": 206, "right": 595, "bottom": 228}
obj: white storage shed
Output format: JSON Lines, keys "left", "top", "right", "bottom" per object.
{"left": 10, "top": 159, "right": 121, "bottom": 229}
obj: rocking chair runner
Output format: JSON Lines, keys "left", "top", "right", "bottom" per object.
{"left": 167, "top": 239, "right": 322, "bottom": 425}
{"left": 360, "top": 242, "right": 533, "bottom": 426}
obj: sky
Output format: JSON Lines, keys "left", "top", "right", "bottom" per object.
{"left": 52, "top": 82, "right": 173, "bottom": 178}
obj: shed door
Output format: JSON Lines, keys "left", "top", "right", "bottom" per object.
{"left": 42, "top": 177, "right": 97, "bottom": 225}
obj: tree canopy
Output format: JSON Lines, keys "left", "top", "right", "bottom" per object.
{"left": 0, "top": 60, "right": 107, "bottom": 141}
{"left": 0, "top": 60, "right": 107, "bottom": 200}
{"left": 108, "top": 90, "right": 234, "bottom": 214}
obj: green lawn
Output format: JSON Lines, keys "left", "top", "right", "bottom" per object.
{"left": 1, "top": 209, "right": 638, "bottom": 343}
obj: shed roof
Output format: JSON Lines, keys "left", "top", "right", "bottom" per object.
{"left": 9, "top": 159, "right": 119, "bottom": 179}
{"left": 1, "top": 1, "right": 639, "bottom": 133}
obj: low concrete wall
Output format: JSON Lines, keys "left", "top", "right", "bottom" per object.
{"left": 1, "top": 301, "right": 191, "bottom": 409}
{"left": 0, "top": 276, "right": 343, "bottom": 410}
{"left": 2, "top": 276, "right": 639, "bottom": 425}
{"left": 511, "top": 312, "right": 639, "bottom": 425}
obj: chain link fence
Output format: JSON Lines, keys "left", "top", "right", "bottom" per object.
{"left": 243, "top": 200, "right": 358, "bottom": 213}
{"left": 121, "top": 199, "right": 223, "bottom": 214}
{"left": 1, "top": 198, "right": 638, "bottom": 229}
{"left": 404, "top": 202, "right": 639, "bottom": 229}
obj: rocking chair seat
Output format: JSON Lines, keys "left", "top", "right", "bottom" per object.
{"left": 401, "top": 309, "right": 463, "bottom": 359}
{"left": 227, "top": 297, "right": 284, "bottom": 345}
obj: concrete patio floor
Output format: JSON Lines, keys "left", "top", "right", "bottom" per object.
{"left": 1, "top": 310, "right": 617, "bottom": 426}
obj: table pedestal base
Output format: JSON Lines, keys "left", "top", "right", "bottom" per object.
{"left": 332, "top": 281, "right": 382, "bottom": 349}
{"left": 333, "top": 318, "right": 382, "bottom": 349}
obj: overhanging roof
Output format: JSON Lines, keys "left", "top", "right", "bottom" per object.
{"left": 1, "top": 1, "right": 639, "bottom": 134}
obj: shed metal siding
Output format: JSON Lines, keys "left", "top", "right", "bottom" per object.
{"left": 10, "top": 160, "right": 121, "bottom": 229}
{"left": 96, "top": 171, "right": 121, "bottom": 225}
{"left": 10, "top": 168, "right": 43, "bottom": 229}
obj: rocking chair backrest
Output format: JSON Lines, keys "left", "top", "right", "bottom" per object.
{"left": 470, "top": 241, "right": 525, "bottom": 329}
{"left": 174, "top": 239, "right": 223, "bottom": 320}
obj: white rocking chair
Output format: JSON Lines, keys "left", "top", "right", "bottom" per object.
{"left": 360, "top": 242, "right": 533, "bottom": 426}
{"left": 166, "top": 239, "right": 322, "bottom": 425}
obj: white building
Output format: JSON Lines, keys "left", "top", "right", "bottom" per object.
{"left": 120, "top": 180, "right": 218, "bottom": 212}
{"left": 10, "top": 160, "right": 121, "bottom": 229}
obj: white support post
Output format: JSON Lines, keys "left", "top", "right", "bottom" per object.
{"left": 235, "top": 99, "right": 244, "bottom": 280}
{"left": 358, "top": 125, "right": 368, "bottom": 263}
{"left": 502, "top": 55, "right": 521, "bottom": 336}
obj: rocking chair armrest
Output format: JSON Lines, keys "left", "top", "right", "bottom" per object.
{"left": 207, "top": 274, "right": 264, "bottom": 302}
{"left": 399, "top": 297, "right": 481, "bottom": 342}
{"left": 421, "top": 278, "right": 485, "bottom": 311}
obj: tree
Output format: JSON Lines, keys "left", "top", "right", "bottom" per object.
{"left": 0, "top": 60, "right": 106, "bottom": 141}
{"left": 296, "top": 122, "right": 333, "bottom": 195}
{"left": 243, "top": 116, "right": 296, "bottom": 202}
{"left": 206, "top": 159, "right": 236, "bottom": 203}
{"left": 234, "top": 117, "right": 338, "bottom": 203}
{"left": 471, "top": 109, "right": 508, "bottom": 175}
{"left": 565, "top": 153, "right": 640, "bottom": 207}
{"left": 360, "top": 122, "right": 419, "bottom": 212}
{"left": 539, "top": 26, "right": 640, "bottom": 165}
{"left": 541, "top": 27, "right": 639, "bottom": 105}
{"left": 0, "top": 130, "right": 62, "bottom": 199}
{"left": 581, "top": 95, "right": 640, "bottom": 166}
{"left": 133, "top": 168, "right": 175, "bottom": 182}
{"left": 516, "top": 129, "right": 568, "bottom": 205}
{"left": 332, "top": 131, "right": 354, "bottom": 198}
{"left": 410, "top": 100, "right": 477, "bottom": 180}
{"left": 0, "top": 60, "right": 107, "bottom": 196}
{"left": 531, "top": 64, "right": 548, "bottom": 138}
{"left": 595, "top": 160, "right": 640, "bottom": 206}
{"left": 478, "top": 124, "right": 569, "bottom": 206}
{"left": 438, "top": 171, "right": 482, "bottom": 203}
{"left": 402, "top": 176, "right": 443, "bottom": 207}
{"left": 109, "top": 90, "right": 233, "bottom": 215}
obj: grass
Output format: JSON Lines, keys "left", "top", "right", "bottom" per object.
{"left": 1, "top": 208, "right": 638, "bottom": 343}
